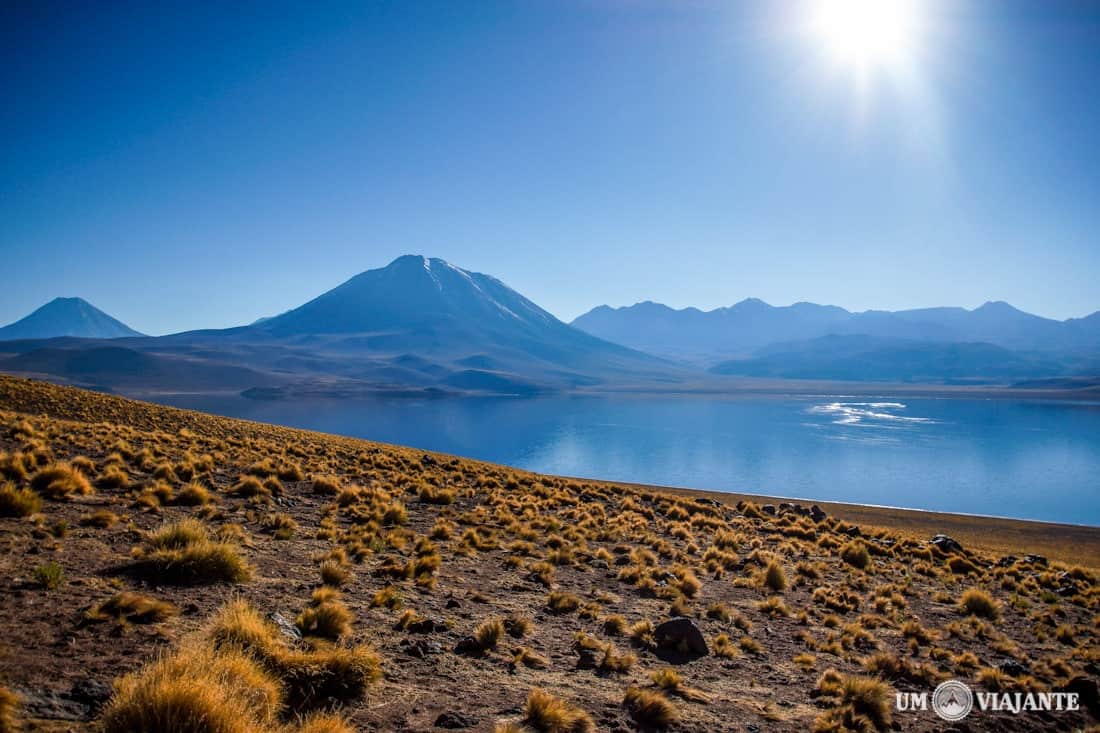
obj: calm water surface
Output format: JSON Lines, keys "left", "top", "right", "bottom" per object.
{"left": 157, "top": 393, "right": 1100, "bottom": 526}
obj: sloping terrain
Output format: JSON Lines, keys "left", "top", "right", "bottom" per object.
{"left": 0, "top": 376, "right": 1097, "bottom": 733}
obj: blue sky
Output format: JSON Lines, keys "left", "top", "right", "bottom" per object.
{"left": 2, "top": 1, "right": 1098, "bottom": 334}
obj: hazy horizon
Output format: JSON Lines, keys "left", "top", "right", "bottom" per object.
{"left": 3, "top": 1, "right": 1099, "bottom": 334}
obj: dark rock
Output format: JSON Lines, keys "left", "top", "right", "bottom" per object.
{"left": 445, "top": 598, "right": 462, "bottom": 609}
{"left": 421, "top": 454, "right": 438, "bottom": 466}
{"left": 434, "top": 711, "right": 476, "bottom": 729}
{"left": 407, "top": 617, "right": 445, "bottom": 634}
{"left": 67, "top": 679, "right": 113, "bottom": 712}
{"left": 15, "top": 689, "right": 90, "bottom": 721}
{"left": 762, "top": 504, "right": 776, "bottom": 516}
{"left": 654, "top": 617, "right": 708, "bottom": 659}
{"left": 931, "top": 534, "right": 965, "bottom": 555}
{"left": 454, "top": 636, "right": 482, "bottom": 655}
{"left": 403, "top": 639, "right": 444, "bottom": 658}
{"left": 810, "top": 505, "right": 827, "bottom": 522}
{"left": 576, "top": 648, "right": 599, "bottom": 670}
{"left": 1060, "top": 676, "right": 1100, "bottom": 715}
{"left": 843, "top": 525, "right": 862, "bottom": 537}
{"left": 996, "top": 555, "right": 1018, "bottom": 567}
{"left": 1023, "top": 554, "right": 1048, "bottom": 566}
{"left": 269, "top": 611, "right": 302, "bottom": 641}
{"left": 998, "top": 659, "right": 1030, "bottom": 677}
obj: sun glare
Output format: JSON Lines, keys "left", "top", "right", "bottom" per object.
{"left": 808, "top": 0, "right": 924, "bottom": 73}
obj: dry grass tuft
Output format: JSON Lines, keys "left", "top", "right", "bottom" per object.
{"left": 623, "top": 687, "right": 678, "bottom": 728}
{"left": 88, "top": 592, "right": 178, "bottom": 625}
{"left": 0, "top": 482, "right": 40, "bottom": 517}
{"left": 30, "top": 462, "right": 93, "bottom": 500}
{"left": 523, "top": 688, "right": 594, "bottom": 733}
{"left": 133, "top": 519, "right": 252, "bottom": 584}
{"left": 0, "top": 686, "right": 20, "bottom": 733}
{"left": 958, "top": 588, "right": 1000, "bottom": 619}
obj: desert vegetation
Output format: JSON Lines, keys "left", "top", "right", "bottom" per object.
{"left": 0, "top": 375, "right": 1097, "bottom": 732}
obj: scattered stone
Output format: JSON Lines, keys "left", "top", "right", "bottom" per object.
{"left": 996, "top": 555, "right": 1017, "bottom": 567}
{"left": 576, "top": 648, "right": 599, "bottom": 670}
{"left": 762, "top": 504, "right": 776, "bottom": 516}
{"left": 269, "top": 611, "right": 302, "bottom": 641}
{"left": 810, "top": 505, "right": 827, "bottom": 522}
{"left": 435, "top": 711, "right": 476, "bottom": 729}
{"left": 15, "top": 689, "right": 90, "bottom": 721}
{"left": 1060, "top": 676, "right": 1099, "bottom": 715}
{"left": 843, "top": 525, "right": 862, "bottom": 537}
{"left": 445, "top": 598, "right": 462, "bottom": 610}
{"left": 654, "top": 617, "right": 708, "bottom": 659}
{"left": 931, "top": 534, "right": 964, "bottom": 555}
{"left": 1022, "top": 554, "right": 1048, "bottom": 566}
{"left": 454, "top": 636, "right": 482, "bottom": 655}
{"left": 998, "top": 659, "right": 1030, "bottom": 677}
{"left": 421, "top": 454, "right": 438, "bottom": 466}
{"left": 406, "top": 617, "right": 445, "bottom": 634}
{"left": 67, "top": 679, "right": 113, "bottom": 712}
{"left": 402, "top": 639, "right": 444, "bottom": 658}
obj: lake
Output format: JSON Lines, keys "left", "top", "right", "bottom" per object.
{"left": 156, "top": 393, "right": 1100, "bottom": 526}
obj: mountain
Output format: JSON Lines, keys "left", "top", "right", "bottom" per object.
{"left": 710, "top": 335, "right": 1069, "bottom": 384}
{"left": 0, "top": 257, "right": 677, "bottom": 396}
{"left": 572, "top": 299, "right": 1100, "bottom": 365}
{"left": 0, "top": 297, "right": 144, "bottom": 341}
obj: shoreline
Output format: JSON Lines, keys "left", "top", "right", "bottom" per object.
{"left": 603, "top": 479, "right": 1100, "bottom": 568}
{"left": 3, "top": 373, "right": 1098, "bottom": 567}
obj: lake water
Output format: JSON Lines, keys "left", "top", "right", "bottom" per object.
{"left": 156, "top": 393, "right": 1100, "bottom": 526}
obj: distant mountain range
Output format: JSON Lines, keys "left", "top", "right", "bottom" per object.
{"left": 1, "top": 260, "right": 1098, "bottom": 394}
{"left": 572, "top": 298, "right": 1100, "bottom": 361}
{"left": 0, "top": 257, "right": 673, "bottom": 396}
{"left": 0, "top": 297, "right": 144, "bottom": 340}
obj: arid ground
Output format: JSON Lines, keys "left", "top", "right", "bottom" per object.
{"left": 0, "top": 375, "right": 1096, "bottom": 733}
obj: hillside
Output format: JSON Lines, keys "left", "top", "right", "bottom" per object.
{"left": 0, "top": 376, "right": 1097, "bottom": 733}
{"left": 0, "top": 298, "right": 144, "bottom": 341}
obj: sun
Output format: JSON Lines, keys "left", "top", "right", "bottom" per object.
{"left": 807, "top": 0, "right": 924, "bottom": 74}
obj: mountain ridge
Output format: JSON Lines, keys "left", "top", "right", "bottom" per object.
{"left": 571, "top": 298, "right": 1100, "bottom": 363}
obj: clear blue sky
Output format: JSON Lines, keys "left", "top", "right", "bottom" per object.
{"left": 2, "top": 1, "right": 1098, "bottom": 335}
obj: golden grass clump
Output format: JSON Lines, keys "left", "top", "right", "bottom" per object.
{"left": 319, "top": 560, "right": 351, "bottom": 588}
{"left": 206, "top": 600, "right": 381, "bottom": 713}
{"left": 80, "top": 509, "right": 119, "bottom": 528}
{"left": 958, "top": 588, "right": 1000, "bottom": 619}
{"left": 0, "top": 482, "right": 41, "bottom": 517}
{"left": 763, "top": 559, "right": 788, "bottom": 592}
{"left": 522, "top": 688, "right": 594, "bottom": 733}
{"left": 296, "top": 595, "right": 354, "bottom": 641}
{"left": 175, "top": 481, "right": 214, "bottom": 506}
{"left": 133, "top": 518, "right": 252, "bottom": 584}
{"left": 0, "top": 686, "right": 20, "bottom": 733}
{"left": 839, "top": 540, "right": 871, "bottom": 570}
{"left": 88, "top": 592, "right": 178, "bottom": 625}
{"left": 474, "top": 618, "right": 505, "bottom": 651}
{"left": 30, "top": 462, "right": 93, "bottom": 500}
{"left": 547, "top": 591, "right": 580, "bottom": 614}
{"left": 100, "top": 642, "right": 282, "bottom": 733}
{"left": 812, "top": 671, "right": 892, "bottom": 733}
{"left": 623, "top": 687, "right": 678, "bottom": 728}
